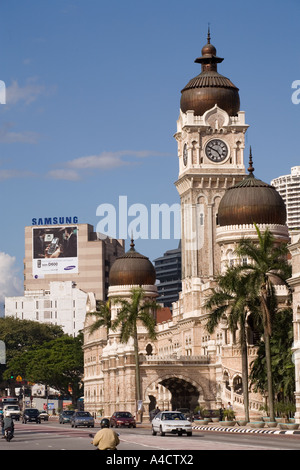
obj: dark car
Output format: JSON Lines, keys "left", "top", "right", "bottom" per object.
{"left": 110, "top": 411, "right": 136, "bottom": 428}
{"left": 59, "top": 410, "right": 75, "bottom": 424}
{"left": 70, "top": 411, "right": 94, "bottom": 428}
{"left": 22, "top": 408, "right": 41, "bottom": 424}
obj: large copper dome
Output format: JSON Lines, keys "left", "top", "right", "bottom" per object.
{"left": 109, "top": 240, "right": 156, "bottom": 287}
{"left": 180, "top": 31, "right": 240, "bottom": 117}
{"left": 218, "top": 150, "right": 287, "bottom": 227}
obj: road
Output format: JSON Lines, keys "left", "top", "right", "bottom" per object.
{"left": 1, "top": 420, "right": 300, "bottom": 455}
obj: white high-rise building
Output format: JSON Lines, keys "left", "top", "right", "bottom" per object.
{"left": 271, "top": 166, "right": 300, "bottom": 230}
{"left": 5, "top": 281, "right": 96, "bottom": 336}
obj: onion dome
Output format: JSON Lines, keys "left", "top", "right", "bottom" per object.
{"left": 218, "top": 148, "right": 287, "bottom": 226}
{"left": 109, "top": 239, "right": 156, "bottom": 286}
{"left": 180, "top": 29, "right": 240, "bottom": 116}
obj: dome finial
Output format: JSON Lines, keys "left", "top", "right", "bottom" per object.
{"left": 207, "top": 23, "right": 211, "bottom": 44}
{"left": 130, "top": 235, "right": 135, "bottom": 251}
{"left": 248, "top": 146, "right": 254, "bottom": 175}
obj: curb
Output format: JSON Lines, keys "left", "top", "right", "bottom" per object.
{"left": 192, "top": 424, "right": 300, "bottom": 435}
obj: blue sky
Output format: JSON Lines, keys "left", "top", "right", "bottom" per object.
{"left": 0, "top": 0, "right": 300, "bottom": 302}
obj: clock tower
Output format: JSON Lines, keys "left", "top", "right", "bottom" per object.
{"left": 174, "top": 31, "right": 248, "bottom": 312}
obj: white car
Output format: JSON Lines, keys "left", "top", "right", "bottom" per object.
{"left": 3, "top": 405, "right": 21, "bottom": 421}
{"left": 151, "top": 411, "right": 193, "bottom": 436}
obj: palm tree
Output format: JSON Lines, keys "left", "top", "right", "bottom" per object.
{"left": 250, "top": 307, "right": 295, "bottom": 414}
{"left": 205, "top": 267, "right": 260, "bottom": 422}
{"left": 112, "top": 287, "right": 159, "bottom": 409}
{"left": 86, "top": 299, "right": 112, "bottom": 335}
{"left": 235, "top": 224, "right": 291, "bottom": 421}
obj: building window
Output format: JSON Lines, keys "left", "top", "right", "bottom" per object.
{"left": 146, "top": 344, "right": 153, "bottom": 356}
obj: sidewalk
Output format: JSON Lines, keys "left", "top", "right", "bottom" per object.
{"left": 192, "top": 422, "right": 300, "bottom": 435}
{"left": 135, "top": 420, "right": 300, "bottom": 435}
{"left": 91, "top": 417, "right": 300, "bottom": 435}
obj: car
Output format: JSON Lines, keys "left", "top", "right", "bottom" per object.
{"left": 22, "top": 408, "right": 41, "bottom": 424}
{"left": 176, "top": 408, "right": 193, "bottom": 421}
{"left": 3, "top": 405, "right": 21, "bottom": 421}
{"left": 38, "top": 410, "right": 49, "bottom": 421}
{"left": 70, "top": 411, "right": 94, "bottom": 428}
{"left": 151, "top": 411, "right": 193, "bottom": 436}
{"left": 110, "top": 411, "right": 136, "bottom": 428}
{"left": 59, "top": 410, "right": 75, "bottom": 424}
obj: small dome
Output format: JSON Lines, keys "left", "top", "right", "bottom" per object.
{"left": 218, "top": 150, "right": 287, "bottom": 227}
{"left": 109, "top": 240, "right": 156, "bottom": 287}
{"left": 201, "top": 41, "right": 217, "bottom": 57}
{"left": 180, "top": 31, "right": 240, "bottom": 117}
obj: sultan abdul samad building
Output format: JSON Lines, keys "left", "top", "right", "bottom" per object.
{"left": 83, "top": 32, "right": 292, "bottom": 420}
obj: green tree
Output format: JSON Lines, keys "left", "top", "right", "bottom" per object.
{"left": 205, "top": 267, "right": 260, "bottom": 422}
{"left": 250, "top": 308, "right": 295, "bottom": 411}
{"left": 86, "top": 299, "right": 111, "bottom": 334}
{"left": 112, "top": 287, "right": 158, "bottom": 408}
{"left": 235, "top": 224, "right": 291, "bottom": 421}
{"left": 5, "top": 334, "right": 84, "bottom": 405}
{"left": 0, "top": 317, "right": 64, "bottom": 391}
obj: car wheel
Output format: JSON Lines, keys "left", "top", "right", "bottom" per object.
{"left": 159, "top": 426, "right": 165, "bottom": 436}
{"left": 152, "top": 427, "right": 157, "bottom": 436}
{"left": 187, "top": 432, "right": 192, "bottom": 436}
{"left": 178, "top": 431, "right": 182, "bottom": 436}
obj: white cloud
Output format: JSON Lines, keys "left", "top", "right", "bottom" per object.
{"left": 0, "top": 253, "right": 23, "bottom": 316}
{"left": 0, "top": 122, "right": 40, "bottom": 144}
{"left": 6, "top": 78, "right": 50, "bottom": 105}
{"left": 47, "top": 150, "right": 171, "bottom": 180}
{"left": 47, "top": 169, "right": 81, "bottom": 181}
{"left": 66, "top": 150, "right": 170, "bottom": 169}
{"left": 0, "top": 169, "right": 35, "bottom": 181}
{"left": 66, "top": 152, "right": 130, "bottom": 170}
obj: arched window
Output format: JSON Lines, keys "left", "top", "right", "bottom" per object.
{"left": 146, "top": 344, "right": 153, "bottom": 356}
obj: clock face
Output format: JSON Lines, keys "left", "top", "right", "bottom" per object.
{"left": 183, "top": 143, "right": 188, "bottom": 166}
{"left": 205, "top": 139, "right": 228, "bottom": 162}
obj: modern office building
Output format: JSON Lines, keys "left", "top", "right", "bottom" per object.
{"left": 271, "top": 167, "right": 300, "bottom": 230}
{"left": 23, "top": 223, "right": 125, "bottom": 301}
{"left": 153, "top": 242, "right": 182, "bottom": 308}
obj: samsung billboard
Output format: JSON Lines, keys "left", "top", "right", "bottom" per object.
{"left": 32, "top": 216, "right": 78, "bottom": 225}
{"left": 32, "top": 225, "right": 78, "bottom": 277}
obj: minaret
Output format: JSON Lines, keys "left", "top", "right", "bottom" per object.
{"left": 174, "top": 32, "right": 248, "bottom": 313}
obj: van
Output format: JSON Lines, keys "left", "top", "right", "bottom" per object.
{"left": 3, "top": 405, "right": 21, "bottom": 421}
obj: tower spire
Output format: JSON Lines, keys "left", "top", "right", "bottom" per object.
{"left": 248, "top": 146, "right": 255, "bottom": 175}
{"left": 207, "top": 23, "right": 211, "bottom": 44}
{"left": 130, "top": 235, "right": 135, "bottom": 251}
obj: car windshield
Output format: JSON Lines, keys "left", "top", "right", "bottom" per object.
{"left": 115, "top": 412, "right": 133, "bottom": 418}
{"left": 7, "top": 406, "right": 19, "bottom": 410}
{"left": 63, "top": 411, "right": 74, "bottom": 415}
{"left": 26, "top": 409, "right": 39, "bottom": 415}
{"left": 76, "top": 412, "right": 91, "bottom": 417}
{"left": 161, "top": 413, "right": 185, "bottom": 420}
